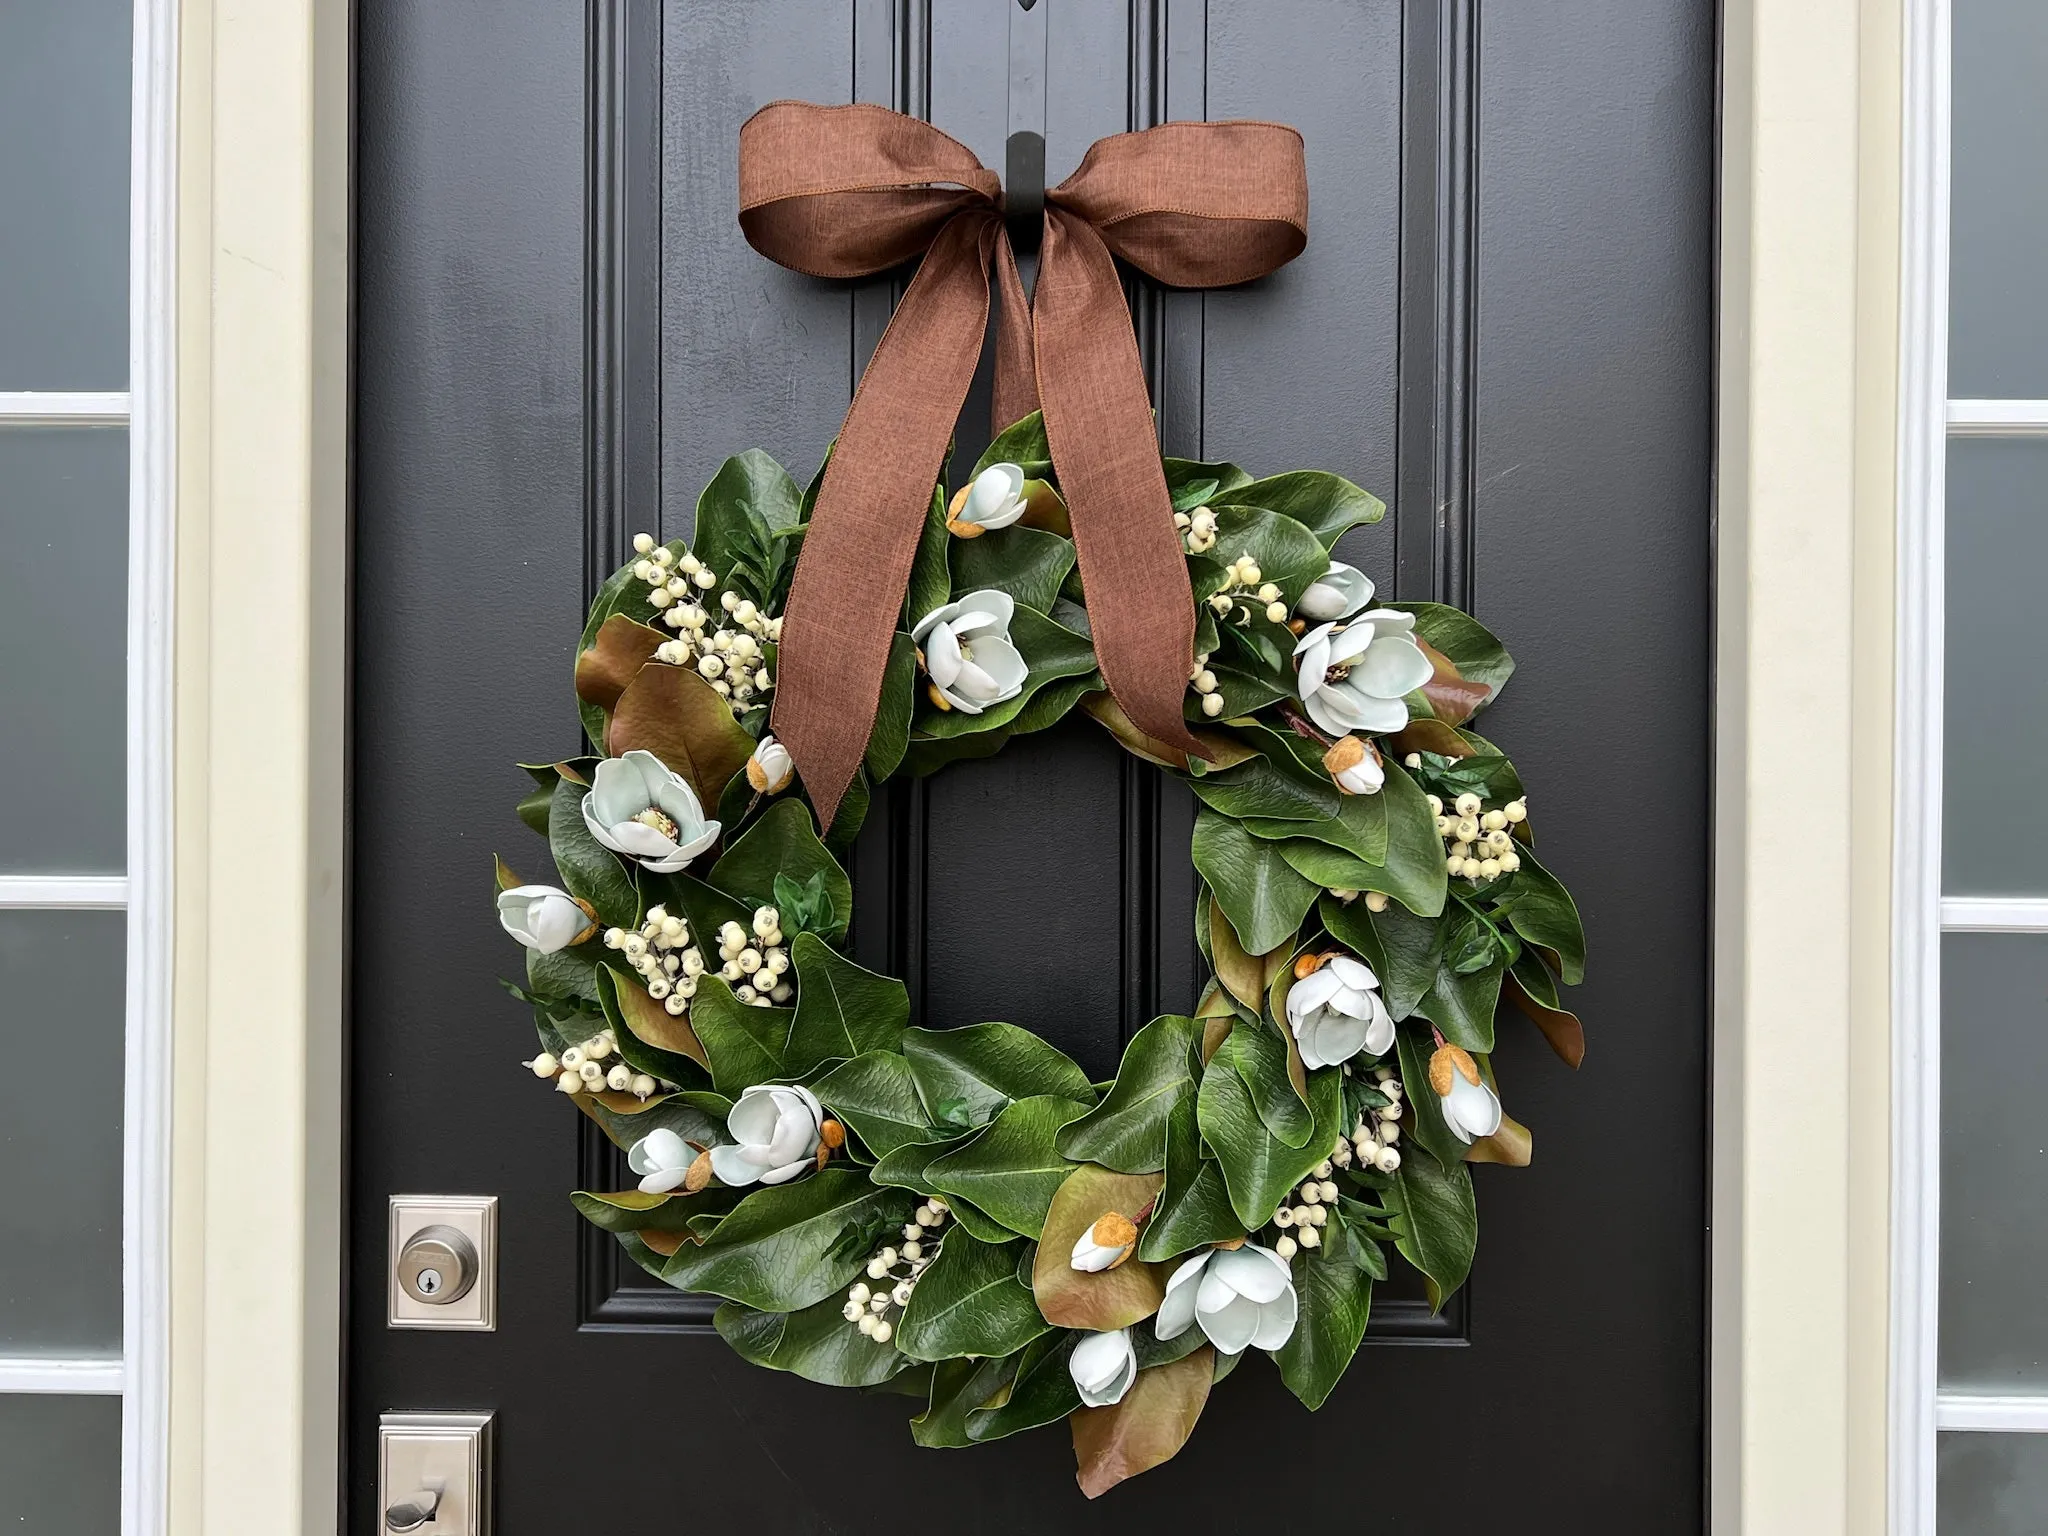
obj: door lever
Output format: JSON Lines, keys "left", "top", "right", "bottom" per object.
{"left": 385, "top": 1486, "right": 442, "bottom": 1533}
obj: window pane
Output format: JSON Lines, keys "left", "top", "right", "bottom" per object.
{"left": 0, "top": 1395, "right": 121, "bottom": 1533}
{"left": 0, "top": 912, "right": 123, "bottom": 1356}
{"left": 1949, "top": 0, "right": 2048, "bottom": 396}
{"left": 0, "top": 428, "right": 127, "bottom": 875}
{"left": 1943, "top": 439, "right": 2048, "bottom": 895}
{"left": 1942, "top": 932, "right": 2048, "bottom": 1387}
{"left": 1940, "top": 1432, "right": 2048, "bottom": 1534}
{"left": 0, "top": 0, "right": 130, "bottom": 389}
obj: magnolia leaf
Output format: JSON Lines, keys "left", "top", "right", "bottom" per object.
{"left": 576, "top": 549, "right": 682, "bottom": 744}
{"left": 1226, "top": 1017, "right": 1314, "bottom": 1149}
{"left": 546, "top": 777, "right": 638, "bottom": 930}
{"left": 1032, "top": 1165, "right": 1167, "bottom": 1330}
{"left": 606, "top": 662, "right": 756, "bottom": 813}
{"left": 661, "top": 1165, "right": 912, "bottom": 1312}
{"left": 687, "top": 975, "right": 788, "bottom": 1095}
{"left": 896, "top": 1226, "right": 1050, "bottom": 1362}
{"left": 1496, "top": 849, "right": 1587, "bottom": 985}
{"left": 869, "top": 1131, "right": 977, "bottom": 1195}
{"left": 1506, "top": 957, "right": 1586, "bottom": 1068}
{"left": 940, "top": 1195, "right": 1024, "bottom": 1246}
{"left": 1082, "top": 690, "right": 1254, "bottom": 773}
{"left": 1192, "top": 809, "right": 1321, "bottom": 958}
{"left": 575, "top": 611, "right": 667, "bottom": 722}
{"left": 975, "top": 411, "right": 1053, "bottom": 479}
{"left": 1070, "top": 1346, "right": 1215, "bottom": 1499}
{"left": 1198, "top": 1032, "right": 1342, "bottom": 1229}
{"left": 1138, "top": 1095, "right": 1243, "bottom": 1263}
{"left": 1230, "top": 470, "right": 1385, "bottom": 550}
{"left": 1189, "top": 755, "right": 1342, "bottom": 823}
{"left": 1382, "top": 1142, "right": 1478, "bottom": 1312}
{"left": 1164, "top": 455, "right": 1253, "bottom": 502}
{"left": 570, "top": 1187, "right": 734, "bottom": 1234}
{"left": 865, "top": 632, "right": 919, "bottom": 783}
{"left": 709, "top": 799, "right": 851, "bottom": 941}
{"left": 1245, "top": 786, "right": 1388, "bottom": 866}
{"left": 967, "top": 1333, "right": 1081, "bottom": 1442}
{"left": 911, "top": 1354, "right": 1023, "bottom": 1449}
{"left": 949, "top": 524, "right": 1075, "bottom": 612}
{"left": 812, "top": 1051, "right": 934, "bottom": 1159}
{"left": 1206, "top": 504, "right": 1330, "bottom": 605}
{"left": 596, "top": 964, "right": 710, "bottom": 1081}
{"left": 1056, "top": 1015, "right": 1201, "bottom": 1173}
{"left": 714, "top": 1294, "right": 907, "bottom": 1388}
{"left": 572, "top": 1088, "right": 722, "bottom": 1157}
{"left": 924, "top": 1094, "right": 1092, "bottom": 1239}
{"left": 692, "top": 449, "right": 804, "bottom": 600}
{"left": 1274, "top": 1249, "right": 1375, "bottom": 1409}
{"left": 1208, "top": 898, "right": 1278, "bottom": 1011}
{"left": 1394, "top": 1025, "right": 1469, "bottom": 1173}
{"left": 492, "top": 854, "right": 524, "bottom": 893}
{"left": 901, "top": 1023, "right": 1095, "bottom": 1129}
{"left": 904, "top": 479, "right": 951, "bottom": 629}
{"left": 781, "top": 932, "right": 910, "bottom": 1075}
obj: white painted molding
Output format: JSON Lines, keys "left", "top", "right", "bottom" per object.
{"left": 1947, "top": 399, "right": 2048, "bottom": 436}
{"left": 0, "top": 877, "right": 130, "bottom": 909}
{"left": 1938, "top": 1395, "right": 2048, "bottom": 1433}
{"left": 0, "top": 1358, "right": 126, "bottom": 1394}
{"left": 1892, "top": 0, "right": 1951, "bottom": 1533}
{"left": 1941, "top": 897, "right": 2048, "bottom": 933}
{"left": 0, "top": 391, "right": 132, "bottom": 425}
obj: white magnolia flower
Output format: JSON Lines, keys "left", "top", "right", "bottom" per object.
{"left": 581, "top": 749, "right": 721, "bottom": 873}
{"left": 1297, "top": 560, "right": 1374, "bottom": 623}
{"left": 1322, "top": 734, "right": 1384, "bottom": 796}
{"left": 745, "top": 733, "right": 795, "bottom": 794}
{"left": 1155, "top": 1242, "right": 1298, "bottom": 1355}
{"left": 912, "top": 589, "right": 1027, "bottom": 715}
{"left": 627, "top": 1127, "right": 698, "bottom": 1194}
{"left": 945, "top": 462, "right": 1028, "bottom": 537}
{"left": 1069, "top": 1210, "right": 1139, "bottom": 1273}
{"left": 1293, "top": 610, "right": 1434, "bottom": 736}
{"left": 1429, "top": 1043, "right": 1504, "bottom": 1143}
{"left": 1285, "top": 954, "right": 1395, "bottom": 1069}
{"left": 495, "top": 884, "right": 591, "bottom": 954}
{"left": 707, "top": 1083, "right": 824, "bottom": 1187}
{"left": 1069, "top": 1328, "right": 1138, "bottom": 1408}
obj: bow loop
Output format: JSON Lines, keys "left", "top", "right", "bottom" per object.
{"left": 736, "top": 100, "right": 1310, "bottom": 827}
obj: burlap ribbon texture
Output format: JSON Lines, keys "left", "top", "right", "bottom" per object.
{"left": 738, "top": 101, "right": 1309, "bottom": 827}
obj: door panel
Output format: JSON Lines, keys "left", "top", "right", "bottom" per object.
{"left": 352, "top": 2, "right": 1712, "bottom": 1528}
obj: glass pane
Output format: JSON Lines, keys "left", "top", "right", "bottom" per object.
{"left": 0, "top": 1395, "right": 121, "bottom": 1532}
{"left": 0, "top": 429, "right": 127, "bottom": 875}
{"left": 1942, "top": 932, "right": 2048, "bottom": 1387}
{"left": 1950, "top": 0, "right": 2048, "bottom": 396}
{"left": 0, "top": 0, "right": 130, "bottom": 389}
{"left": 0, "top": 912, "right": 123, "bottom": 1356}
{"left": 1943, "top": 439, "right": 2048, "bottom": 895}
{"left": 1940, "top": 1432, "right": 2048, "bottom": 1533}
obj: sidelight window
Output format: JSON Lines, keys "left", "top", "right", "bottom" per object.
{"left": 0, "top": 1, "right": 174, "bottom": 1531}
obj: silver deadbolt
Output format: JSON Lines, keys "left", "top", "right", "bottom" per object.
{"left": 398, "top": 1224, "right": 478, "bottom": 1305}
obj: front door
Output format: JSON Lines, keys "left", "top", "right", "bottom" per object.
{"left": 350, "top": 1, "right": 1713, "bottom": 1527}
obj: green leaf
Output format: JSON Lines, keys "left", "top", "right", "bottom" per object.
{"left": 546, "top": 777, "right": 638, "bottom": 929}
{"left": 976, "top": 412, "right": 1052, "bottom": 479}
{"left": 571, "top": 1186, "right": 736, "bottom": 1234}
{"left": 1395, "top": 1025, "right": 1468, "bottom": 1172}
{"left": 661, "top": 1165, "right": 911, "bottom": 1312}
{"left": 896, "top": 1227, "right": 1049, "bottom": 1362}
{"left": 1383, "top": 1142, "right": 1478, "bottom": 1312}
{"left": 1191, "top": 809, "right": 1321, "bottom": 957}
{"left": 1385, "top": 601, "right": 1515, "bottom": 698}
{"left": 905, "top": 479, "right": 952, "bottom": 629}
{"left": 1495, "top": 849, "right": 1587, "bottom": 985}
{"left": 693, "top": 450, "right": 804, "bottom": 601}
{"left": 1358, "top": 758, "right": 1452, "bottom": 917}
{"left": 949, "top": 524, "right": 1076, "bottom": 613}
{"left": 1197, "top": 1032, "right": 1342, "bottom": 1230}
{"left": 1055, "top": 1015, "right": 1201, "bottom": 1173}
{"left": 1247, "top": 791, "right": 1388, "bottom": 870}
{"left": 910, "top": 1354, "right": 1022, "bottom": 1449}
{"left": 1358, "top": 900, "right": 1440, "bottom": 1021}
{"left": 1331, "top": 1198, "right": 1393, "bottom": 1276}
{"left": 708, "top": 799, "right": 851, "bottom": 941}
{"left": 1231, "top": 470, "right": 1386, "bottom": 551}
{"left": 1163, "top": 455, "right": 1252, "bottom": 503}
{"left": 865, "top": 632, "right": 919, "bottom": 782}
{"left": 901, "top": 1023, "right": 1095, "bottom": 1129}
{"left": 1227, "top": 1017, "right": 1314, "bottom": 1149}
{"left": 869, "top": 1131, "right": 978, "bottom": 1195}
{"left": 687, "top": 975, "right": 787, "bottom": 1094}
{"left": 714, "top": 1294, "right": 907, "bottom": 1387}
{"left": 811, "top": 1051, "right": 934, "bottom": 1159}
{"left": 966, "top": 1333, "right": 1081, "bottom": 1442}
{"left": 1189, "top": 756, "right": 1342, "bottom": 823}
{"left": 595, "top": 964, "right": 710, "bottom": 1087}
{"left": 1206, "top": 504, "right": 1331, "bottom": 604}
{"left": 1274, "top": 1251, "right": 1375, "bottom": 1409}
{"left": 924, "top": 1095, "right": 1092, "bottom": 1240}
{"left": 1007, "top": 668, "right": 1100, "bottom": 737}
{"left": 1139, "top": 1095, "right": 1245, "bottom": 1262}
{"left": 913, "top": 604, "right": 1098, "bottom": 740}
{"left": 781, "top": 932, "right": 910, "bottom": 1076}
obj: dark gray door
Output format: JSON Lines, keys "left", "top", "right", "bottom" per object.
{"left": 351, "top": 1, "right": 1713, "bottom": 1528}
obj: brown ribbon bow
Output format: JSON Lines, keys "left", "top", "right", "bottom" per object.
{"left": 738, "top": 100, "right": 1309, "bottom": 826}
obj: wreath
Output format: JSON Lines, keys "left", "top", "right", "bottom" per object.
{"left": 494, "top": 411, "right": 1587, "bottom": 1497}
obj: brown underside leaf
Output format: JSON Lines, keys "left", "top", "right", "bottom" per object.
{"left": 1503, "top": 972, "right": 1586, "bottom": 1069}
{"left": 576, "top": 613, "right": 670, "bottom": 715}
{"left": 612, "top": 972, "right": 711, "bottom": 1072}
{"left": 1416, "top": 638, "right": 1493, "bottom": 728}
{"left": 639, "top": 1229, "right": 689, "bottom": 1256}
{"left": 1033, "top": 1167, "right": 1168, "bottom": 1331}
{"left": 493, "top": 854, "right": 524, "bottom": 892}
{"left": 1465, "top": 1110, "right": 1534, "bottom": 1166}
{"left": 585, "top": 1090, "right": 675, "bottom": 1115}
{"left": 1387, "top": 717, "right": 1473, "bottom": 760}
{"left": 1017, "top": 478, "right": 1072, "bottom": 536}
{"left": 1082, "top": 692, "right": 1257, "bottom": 774}
{"left": 607, "top": 661, "right": 756, "bottom": 809}
{"left": 1071, "top": 1346, "right": 1216, "bottom": 1499}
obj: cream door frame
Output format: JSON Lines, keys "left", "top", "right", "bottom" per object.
{"left": 165, "top": 0, "right": 1905, "bottom": 1531}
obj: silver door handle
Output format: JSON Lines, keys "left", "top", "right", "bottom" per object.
{"left": 385, "top": 1486, "right": 442, "bottom": 1532}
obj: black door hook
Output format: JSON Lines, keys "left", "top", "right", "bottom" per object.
{"left": 1005, "top": 130, "right": 1046, "bottom": 253}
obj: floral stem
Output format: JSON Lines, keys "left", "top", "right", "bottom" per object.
{"left": 1276, "top": 700, "right": 1336, "bottom": 748}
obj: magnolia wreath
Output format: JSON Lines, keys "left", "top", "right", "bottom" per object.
{"left": 494, "top": 412, "right": 1588, "bottom": 1497}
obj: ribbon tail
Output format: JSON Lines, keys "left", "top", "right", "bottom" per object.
{"left": 770, "top": 214, "right": 1000, "bottom": 829}
{"left": 989, "top": 230, "right": 1039, "bottom": 437}
{"left": 1032, "top": 209, "right": 1211, "bottom": 766}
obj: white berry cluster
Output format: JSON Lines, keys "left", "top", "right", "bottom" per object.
{"left": 715, "top": 906, "right": 793, "bottom": 1007}
{"left": 1201, "top": 554, "right": 1288, "bottom": 627}
{"left": 523, "top": 1029, "right": 657, "bottom": 1100}
{"left": 1176, "top": 504, "right": 1221, "bottom": 553}
{"left": 629, "top": 532, "right": 781, "bottom": 718}
{"left": 1186, "top": 649, "right": 1228, "bottom": 719}
{"left": 601, "top": 903, "right": 704, "bottom": 1014}
{"left": 1325, "top": 888, "right": 1392, "bottom": 913}
{"left": 841, "top": 1197, "right": 952, "bottom": 1345}
{"left": 1350, "top": 1065, "right": 1405, "bottom": 1174}
{"left": 1267, "top": 1166, "right": 1341, "bottom": 1260}
{"left": 1423, "top": 783, "right": 1527, "bottom": 884}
